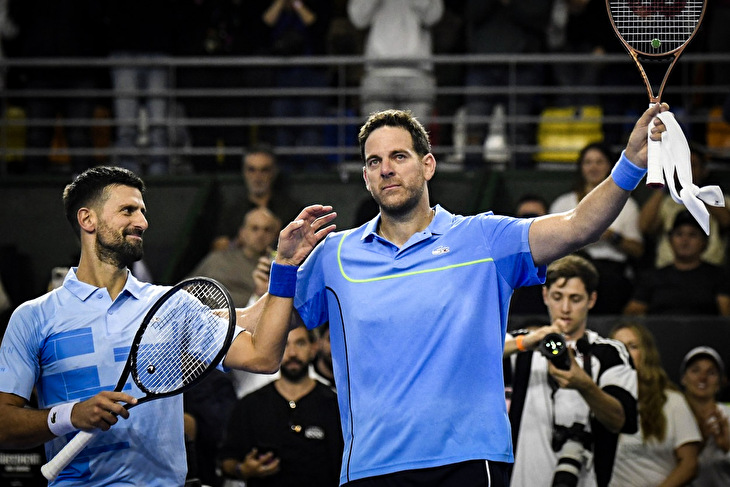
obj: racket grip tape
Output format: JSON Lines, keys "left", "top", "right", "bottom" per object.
{"left": 646, "top": 131, "right": 663, "bottom": 187}
{"left": 41, "top": 430, "right": 99, "bottom": 480}
{"left": 646, "top": 104, "right": 664, "bottom": 188}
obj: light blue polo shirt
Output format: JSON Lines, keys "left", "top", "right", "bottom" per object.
{"left": 0, "top": 268, "right": 187, "bottom": 486}
{"left": 294, "top": 205, "right": 546, "bottom": 485}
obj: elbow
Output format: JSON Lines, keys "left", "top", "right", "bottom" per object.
{"left": 246, "top": 355, "right": 282, "bottom": 375}
{"left": 600, "top": 412, "right": 625, "bottom": 435}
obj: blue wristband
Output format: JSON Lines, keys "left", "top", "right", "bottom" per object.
{"left": 268, "top": 262, "right": 298, "bottom": 298}
{"left": 611, "top": 150, "right": 647, "bottom": 191}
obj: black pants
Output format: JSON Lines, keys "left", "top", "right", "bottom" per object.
{"left": 344, "top": 460, "right": 510, "bottom": 487}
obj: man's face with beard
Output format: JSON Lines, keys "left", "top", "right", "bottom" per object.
{"left": 280, "top": 326, "right": 316, "bottom": 383}
{"left": 93, "top": 185, "right": 148, "bottom": 269}
{"left": 362, "top": 126, "right": 435, "bottom": 218}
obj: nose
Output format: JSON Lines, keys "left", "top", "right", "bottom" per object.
{"left": 134, "top": 212, "right": 149, "bottom": 231}
{"left": 380, "top": 158, "right": 395, "bottom": 177}
{"left": 560, "top": 298, "right": 571, "bottom": 313}
{"left": 283, "top": 343, "right": 296, "bottom": 361}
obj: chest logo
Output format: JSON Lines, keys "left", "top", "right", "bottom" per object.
{"left": 432, "top": 246, "right": 450, "bottom": 255}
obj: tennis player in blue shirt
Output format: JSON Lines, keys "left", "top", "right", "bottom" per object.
{"left": 257, "top": 104, "right": 669, "bottom": 486}
{"left": 0, "top": 166, "right": 335, "bottom": 486}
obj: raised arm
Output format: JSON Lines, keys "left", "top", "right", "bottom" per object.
{"left": 529, "top": 103, "right": 668, "bottom": 267}
{"left": 223, "top": 205, "right": 336, "bottom": 372}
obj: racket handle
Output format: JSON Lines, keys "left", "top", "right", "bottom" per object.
{"left": 646, "top": 104, "right": 664, "bottom": 188}
{"left": 41, "top": 430, "right": 98, "bottom": 481}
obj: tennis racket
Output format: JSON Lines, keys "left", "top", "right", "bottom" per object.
{"left": 41, "top": 277, "right": 236, "bottom": 481}
{"left": 606, "top": 0, "right": 707, "bottom": 186}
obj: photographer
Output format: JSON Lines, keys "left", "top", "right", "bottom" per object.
{"left": 505, "top": 255, "right": 638, "bottom": 487}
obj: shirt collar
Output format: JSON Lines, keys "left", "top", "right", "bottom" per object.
{"left": 359, "top": 204, "right": 452, "bottom": 241}
{"left": 63, "top": 267, "right": 145, "bottom": 301}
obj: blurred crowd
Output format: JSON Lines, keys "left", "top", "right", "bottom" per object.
{"left": 0, "top": 0, "right": 729, "bottom": 175}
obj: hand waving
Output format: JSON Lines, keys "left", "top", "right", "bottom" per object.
{"left": 275, "top": 205, "right": 337, "bottom": 266}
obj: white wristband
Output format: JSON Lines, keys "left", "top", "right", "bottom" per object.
{"left": 48, "top": 403, "right": 77, "bottom": 437}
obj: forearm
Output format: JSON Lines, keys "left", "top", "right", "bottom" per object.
{"left": 262, "top": 0, "right": 286, "bottom": 26}
{"left": 291, "top": 0, "right": 316, "bottom": 25}
{"left": 224, "top": 294, "right": 293, "bottom": 373}
{"left": 619, "top": 236, "right": 644, "bottom": 259}
{"left": 0, "top": 401, "right": 54, "bottom": 449}
{"left": 531, "top": 180, "right": 630, "bottom": 266}
{"left": 221, "top": 458, "right": 247, "bottom": 479}
{"left": 658, "top": 444, "right": 699, "bottom": 487}
{"left": 639, "top": 190, "right": 664, "bottom": 234}
{"left": 578, "top": 382, "right": 625, "bottom": 433}
{"left": 504, "top": 327, "right": 558, "bottom": 357}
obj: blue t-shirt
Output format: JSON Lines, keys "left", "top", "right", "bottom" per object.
{"left": 0, "top": 268, "right": 187, "bottom": 486}
{"left": 294, "top": 205, "right": 545, "bottom": 484}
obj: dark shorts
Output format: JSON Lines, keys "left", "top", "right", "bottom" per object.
{"left": 343, "top": 460, "right": 511, "bottom": 487}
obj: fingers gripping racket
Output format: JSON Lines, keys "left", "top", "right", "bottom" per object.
{"left": 606, "top": 0, "right": 706, "bottom": 186}
{"left": 41, "top": 277, "right": 236, "bottom": 481}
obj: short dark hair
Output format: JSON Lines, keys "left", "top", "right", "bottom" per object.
{"left": 243, "top": 143, "right": 277, "bottom": 165}
{"left": 544, "top": 254, "right": 599, "bottom": 295}
{"left": 357, "top": 109, "right": 431, "bottom": 163}
{"left": 62, "top": 166, "right": 145, "bottom": 236}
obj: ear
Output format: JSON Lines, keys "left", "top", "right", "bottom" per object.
{"left": 363, "top": 166, "right": 371, "bottom": 192}
{"left": 77, "top": 207, "right": 96, "bottom": 234}
{"left": 422, "top": 153, "right": 436, "bottom": 181}
{"left": 542, "top": 286, "right": 549, "bottom": 305}
{"left": 587, "top": 291, "right": 598, "bottom": 310}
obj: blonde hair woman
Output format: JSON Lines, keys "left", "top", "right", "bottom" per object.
{"left": 610, "top": 322, "right": 701, "bottom": 486}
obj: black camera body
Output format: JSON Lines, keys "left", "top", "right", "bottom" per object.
{"left": 539, "top": 332, "right": 571, "bottom": 370}
{"left": 551, "top": 423, "right": 592, "bottom": 487}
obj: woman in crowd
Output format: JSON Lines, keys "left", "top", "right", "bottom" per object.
{"left": 550, "top": 142, "right": 643, "bottom": 314}
{"left": 680, "top": 346, "right": 730, "bottom": 486}
{"left": 610, "top": 322, "right": 701, "bottom": 487}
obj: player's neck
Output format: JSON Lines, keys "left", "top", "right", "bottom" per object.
{"left": 275, "top": 376, "right": 316, "bottom": 402}
{"left": 378, "top": 205, "right": 435, "bottom": 247}
{"left": 75, "top": 257, "right": 129, "bottom": 300}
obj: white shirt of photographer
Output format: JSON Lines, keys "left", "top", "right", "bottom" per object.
{"left": 511, "top": 350, "right": 598, "bottom": 487}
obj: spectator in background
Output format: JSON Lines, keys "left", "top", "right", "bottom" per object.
{"left": 506, "top": 254, "right": 638, "bottom": 487}
{"left": 10, "top": 0, "right": 103, "bottom": 174}
{"left": 550, "top": 142, "right": 643, "bottom": 314}
{"left": 639, "top": 145, "right": 730, "bottom": 269}
{"left": 624, "top": 210, "right": 730, "bottom": 317}
{"left": 347, "top": 0, "right": 443, "bottom": 125}
{"left": 215, "top": 144, "right": 303, "bottom": 250}
{"left": 184, "top": 369, "right": 238, "bottom": 487}
{"left": 312, "top": 322, "right": 334, "bottom": 390}
{"left": 263, "top": 0, "right": 332, "bottom": 169}
{"left": 680, "top": 346, "right": 730, "bottom": 487}
{"left": 218, "top": 324, "right": 343, "bottom": 486}
{"left": 463, "top": 0, "right": 552, "bottom": 168}
{"left": 175, "top": 0, "right": 274, "bottom": 172}
{"left": 609, "top": 322, "right": 701, "bottom": 487}
{"left": 509, "top": 193, "right": 549, "bottom": 316}
{"left": 104, "top": 0, "right": 175, "bottom": 175}
{"left": 0, "top": 0, "right": 17, "bottom": 92}
{"left": 191, "top": 207, "right": 281, "bottom": 308}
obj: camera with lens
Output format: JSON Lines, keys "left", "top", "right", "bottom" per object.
{"left": 539, "top": 333, "right": 571, "bottom": 370}
{"left": 551, "top": 422, "right": 593, "bottom": 487}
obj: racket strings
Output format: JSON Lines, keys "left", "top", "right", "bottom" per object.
{"left": 609, "top": 1, "right": 704, "bottom": 54}
{"left": 135, "top": 282, "right": 230, "bottom": 394}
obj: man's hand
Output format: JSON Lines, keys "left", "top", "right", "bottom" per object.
{"left": 71, "top": 391, "right": 136, "bottom": 431}
{"left": 238, "top": 448, "right": 281, "bottom": 479}
{"left": 624, "top": 102, "right": 669, "bottom": 166}
{"left": 276, "top": 205, "right": 337, "bottom": 266}
{"left": 547, "top": 348, "right": 593, "bottom": 391}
